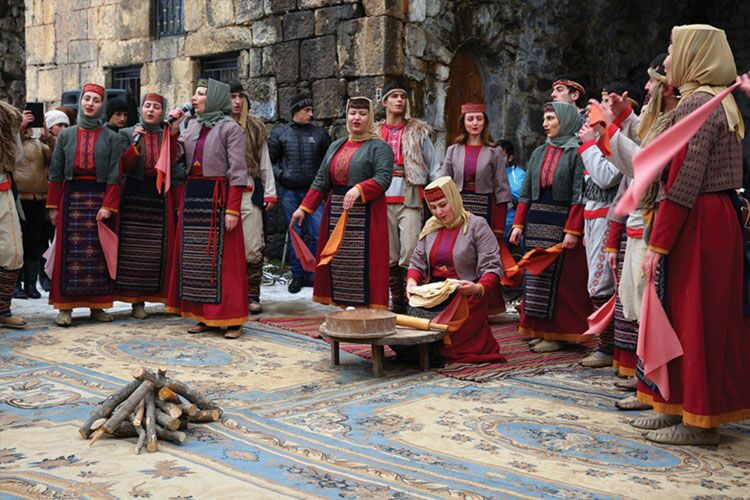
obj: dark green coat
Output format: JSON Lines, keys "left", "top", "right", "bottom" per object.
{"left": 49, "top": 125, "right": 121, "bottom": 185}
{"left": 519, "top": 144, "right": 585, "bottom": 204}
{"left": 311, "top": 137, "right": 393, "bottom": 194}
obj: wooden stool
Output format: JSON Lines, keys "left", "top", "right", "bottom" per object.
{"left": 319, "top": 326, "right": 447, "bottom": 377}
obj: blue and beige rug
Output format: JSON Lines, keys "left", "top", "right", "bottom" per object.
{"left": 1, "top": 315, "right": 749, "bottom": 498}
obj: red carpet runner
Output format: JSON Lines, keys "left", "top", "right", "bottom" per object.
{"left": 258, "top": 315, "right": 596, "bottom": 382}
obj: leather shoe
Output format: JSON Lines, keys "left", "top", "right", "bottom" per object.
{"left": 288, "top": 276, "right": 304, "bottom": 294}
{"left": 187, "top": 323, "right": 210, "bottom": 334}
{"left": 223, "top": 327, "right": 242, "bottom": 339}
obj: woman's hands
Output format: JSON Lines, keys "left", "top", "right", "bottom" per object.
{"left": 641, "top": 249, "right": 661, "bottom": 282}
{"left": 343, "top": 186, "right": 360, "bottom": 210}
{"left": 225, "top": 213, "right": 239, "bottom": 231}
{"left": 96, "top": 208, "right": 111, "bottom": 222}
{"left": 406, "top": 278, "right": 418, "bottom": 298}
{"left": 167, "top": 107, "right": 186, "bottom": 135}
{"left": 562, "top": 233, "right": 579, "bottom": 249}
{"left": 509, "top": 227, "right": 522, "bottom": 245}
{"left": 291, "top": 208, "right": 306, "bottom": 226}
{"left": 456, "top": 280, "right": 482, "bottom": 297}
{"left": 607, "top": 251, "right": 618, "bottom": 271}
{"left": 48, "top": 208, "right": 58, "bottom": 226}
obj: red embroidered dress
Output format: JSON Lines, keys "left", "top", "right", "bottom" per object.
{"left": 46, "top": 127, "right": 121, "bottom": 310}
{"left": 300, "top": 138, "right": 392, "bottom": 309}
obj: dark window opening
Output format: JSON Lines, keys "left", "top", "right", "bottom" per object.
{"left": 156, "top": 0, "right": 184, "bottom": 38}
{"left": 112, "top": 65, "right": 142, "bottom": 104}
{"left": 200, "top": 53, "right": 239, "bottom": 83}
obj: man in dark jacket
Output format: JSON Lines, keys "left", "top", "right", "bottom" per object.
{"left": 269, "top": 94, "right": 332, "bottom": 293}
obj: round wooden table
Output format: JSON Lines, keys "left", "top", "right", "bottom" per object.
{"left": 318, "top": 325, "right": 447, "bottom": 377}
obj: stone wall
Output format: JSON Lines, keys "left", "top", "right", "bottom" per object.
{"left": 1, "top": 0, "right": 26, "bottom": 107}
{"left": 24, "top": 0, "right": 750, "bottom": 258}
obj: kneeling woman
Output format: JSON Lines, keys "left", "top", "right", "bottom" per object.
{"left": 46, "top": 83, "right": 122, "bottom": 326}
{"left": 167, "top": 79, "right": 248, "bottom": 338}
{"left": 405, "top": 177, "right": 506, "bottom": 365}
{"left": 291, "top": 97, "right": 393, "bottom": 309}
{"left": 509, "top": 102, "right": 591, "bottom": 352}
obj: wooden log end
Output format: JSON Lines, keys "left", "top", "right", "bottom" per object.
{"left": 147, "top": 441, "right": 157, "bottom": 453}
{"left": 131, "top": 366, "right": 146, "bottom": 380}
{"left": 88, "top": 428, "right": 106, "bottom": 447}
{"left": 90, "top": 418, "right": 107, "bottom": 431}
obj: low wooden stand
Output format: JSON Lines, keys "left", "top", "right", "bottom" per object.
{"left": 318, "top": 326, "right": 447, "bottom": 377}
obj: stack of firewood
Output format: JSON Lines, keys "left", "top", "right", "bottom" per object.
{"left": 79, "top": 367, "right": 222, "bottom": 454}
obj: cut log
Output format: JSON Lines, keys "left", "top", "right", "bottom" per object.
{"left": 132, "top": 367, "right": 221, "bottom": 413}
{"left": 155, "top": 409, "right": 181, "bottom": 431}
{"left": 114, "top": 422, "right": 186, "bottom": 445}
{"left": 188, "top": 409, "right": 221, "bottom": 423}
{"left": 155, "top": 398, "right": 182, "bottom": 418}
{"left": 90, "top": 418, "right": 106, "bottom": 431}
{"left": 128, "top": 413, "right": 146, "bottom": 455}
{"left": 101, "top": 381, "right": 153, "bottom": 434}
{"left": 79, "top": 379, "right": 141, "bottom": 439}
{"left": 181, "top": 402, "right": 198, "bottom": 417}
{"left": 157, "top": 387, "right": 180, "bottom": 404}
{"left": 132, "top": 399, "right": 145, "bottom": 428}
{"left": 145, "top": 390, "right": 157, "bottom": 453}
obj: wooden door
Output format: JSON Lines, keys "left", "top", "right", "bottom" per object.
{"left": 446, "top": 51, "right": 484, "bottom": 144}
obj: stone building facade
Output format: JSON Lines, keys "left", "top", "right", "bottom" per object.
{"left": 1, "top": 0, "right": 26, "bottom": 107}
{"left": 22, "top": 0, "right": 750, "bottom": 257}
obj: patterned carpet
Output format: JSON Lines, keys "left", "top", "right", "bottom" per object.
{"left": 1, "top": 314, "right": 749, "bottom": 499}
{"left": 259, "top": 315, "right": 597, "bottom": 381}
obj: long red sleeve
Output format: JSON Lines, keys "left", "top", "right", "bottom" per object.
{"left": 121, "top": 144, "right": 140, "bottom": 173}
{"left": 648, "top": 200, "right": 690, "bottom": 254}
{"left": 493, "top": 202, "right": 507, "bottom": 235}
{"left": 300, "top": 189, "right": 325, "bottom": 214}
{"left": 46, "top": 181, "right": 63, "bottom": 209}
{"left": 604, "top": 221, "right": 625, "bottom": 252}
{"left": 225, "top": 185, "right": 244, "bottom": 215}
{"left": 564, "top": 204, "right": 584, "bottom": 235}
{"left": 512, "top": 202, "right": 529, "bottom": 228}
{"left": 102, "top": 184, "right": 121, "bottom": 213}
{"left": 356, "top": 178, "right": 385, "bottom": 203}
{"left": 406, "top": 269, "right": 424, "bottom": 284}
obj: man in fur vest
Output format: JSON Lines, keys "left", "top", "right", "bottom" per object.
{"left": 0, "top": 101, "right": 27, "bottom": 328}
{"left": 375, "top": 82, "right": 440, "bottom": 313}
{"left": 228, "top": 79, "right": 277, "bottom": 314}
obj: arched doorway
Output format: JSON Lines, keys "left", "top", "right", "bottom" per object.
{"left": 445, "top": 49, "right": 484, "bottom": 144}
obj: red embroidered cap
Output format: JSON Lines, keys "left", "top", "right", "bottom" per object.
{"left": 82, "top": 83, "right": 105, "bottom": 98}
{"left": 143, "top": 93, "right": 164, "bottom": 105}
{"left": 461, "top": 103, "right": 485, "bottom": 114}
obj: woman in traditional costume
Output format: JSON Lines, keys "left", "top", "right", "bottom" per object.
{"left": 46, "top": 83, "right": 122, "bottom": 327}
{"left": 404, "top": 177, "right": 506, "bottom": 365}
{"left": 291, "top": 97, "right": 393, "bottom": 309}
{"left": 115, "top": 93, "right": 183, "bottom": 319}
{"left": 442, "top": 104, "right": 511, "bottom": 314}
{"left": 509, "top": 102, "right": 591, "bottom": 352}
{"left": 633, "top": 25, "right": 749, "bottom": 445}
{"left": 166, "top": 79, "right": 248, "bottom": 338}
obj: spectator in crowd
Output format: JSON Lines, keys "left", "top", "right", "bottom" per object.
{"left": 13, "top": 108, "right": 52, "bottom": 299}
{"left": 105, "top": 98, "right": 129, "bottom": 132}
{"left": 269, "top": 94, "right": 332, "bottom": 294}
{"left": 228, "top": 79, "right": 277, "bottom": 314}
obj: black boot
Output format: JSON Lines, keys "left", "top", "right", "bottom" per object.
{"left": 288, "top": 276, "right": 304, "bottom": 294}
{"left": 11, "top": 273, "right": 27, "bottom": 300}
{"left": 39, "top": 257, "right": 51, "bottom": 292}
{"left": 389, "top": 265, "right": 408, "bottom": 314}
{"left": 23, "top": 262, "right": 41, "bottom": 299}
